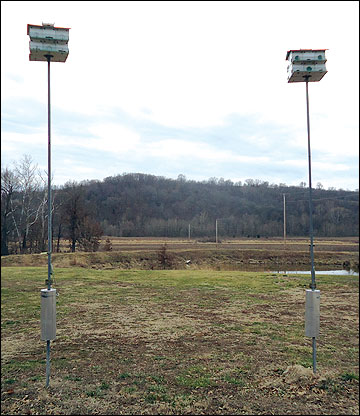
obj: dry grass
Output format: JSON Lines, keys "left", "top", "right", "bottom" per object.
{"left": 1, "top": 237, "right": 359, "bottom": 272}
{"left": 1, "top": 267, "right": 359, "bottom": 415}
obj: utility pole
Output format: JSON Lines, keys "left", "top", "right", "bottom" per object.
{"left": 283, "top": 193, "right": 286, "bottom": 246}
{"left": 215, "top": 219, "right": 218, "bottom": 244}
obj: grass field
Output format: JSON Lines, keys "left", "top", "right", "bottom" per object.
{"left": 1, "top": 237, "right": 359, "bottom": 272}
{"left": 1, "top": 266, "right": 359, "bottom": 415}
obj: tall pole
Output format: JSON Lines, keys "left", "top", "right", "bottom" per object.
{"left": 29, "top": 23, "right": 69, "bottom": 392}
{"left": 188, "top": 224, "right": 191, "bottom": 241}
{"left": 45, "top": 54, "right": 53, "bottom": 388}
{"left": 46, "top": 54, "right": 53, "bottom": 291}
{"left": 305, "top": 75, "right": 317, "bottom": 373}
{"left": 305, "top": 77, "right": 316, "bottom": 291}
{"left": 215, "top": 219, "right": 218, "bottom": 244}
{"left": 283, "top": 193, "right": 286, "bottom": 245}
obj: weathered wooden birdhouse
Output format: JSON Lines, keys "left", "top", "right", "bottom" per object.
{"left": 286, "top": 49, "right": 327, "bottom": 83}
{"left": 27, "top": 23, "right": 70, "bottom": 62}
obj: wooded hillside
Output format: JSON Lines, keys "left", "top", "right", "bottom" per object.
{"left": 2, "top": 158, "right": 359, "bottom": 255}
{"left": 85, "top": 173, "right": 359, "bottom": 238}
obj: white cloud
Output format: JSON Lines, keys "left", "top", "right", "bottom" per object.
{"left": 1, "top": 130, "right": 46, "bottom": 146}
{"left": 85, "top": 123, "right": 140, "bottom": 153}
{"left": 278, "top": 158, "right": 349, "bottom": 172}
{"left": 1, "top": 1, "right": 359, "bottom": 190}
{"left": 143, "top": 138, "right": 271, "bottom": 166}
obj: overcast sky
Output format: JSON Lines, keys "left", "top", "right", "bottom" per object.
{"left": 1, "top": 1, "right": 359, "bottom": 190}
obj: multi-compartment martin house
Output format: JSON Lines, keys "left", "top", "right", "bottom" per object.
{"left": 286, "top": 49, "right": 327, "bottom": 83}
{"left": 27, "top": 22, "right": 70, "bottom": 62}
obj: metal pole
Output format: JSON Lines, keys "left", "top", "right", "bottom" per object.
{"left": 188, "top": 224, "right": 191, "bottom": 241}
{"left": 46, "top": 54, "right": 53, "bottom": 291}
{"left": 45, "top": 54, "right": 53, "bottom": 388}
{"left": 46, "top": 340, "right": 50, "bottom": 387}
{"left": 305, "top": 75, "right": 317, "bottom": 374}
{"left": 305, "top": 77, "right": 316, "bottom": 291}
{"left": 312, "top": 337, "right": 317, "bottom": 373}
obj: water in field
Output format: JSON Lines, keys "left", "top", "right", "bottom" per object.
{"left": 272, "top": 269, "right": 359, "bottom": 276}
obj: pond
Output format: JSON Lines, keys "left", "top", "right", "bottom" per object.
{"left": 272, "top": 269, "right": 359, "bottom": 276}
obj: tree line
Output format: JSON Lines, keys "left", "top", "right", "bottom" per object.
{"left": 1, "top": 155, "right": 359, "bottom": 255}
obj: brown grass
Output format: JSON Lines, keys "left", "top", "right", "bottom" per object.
{"left": 1, "top": 267, "right": 359, "bottom": 415}
{"left": 1, "top": 237, "right": 359, "bottom": 272}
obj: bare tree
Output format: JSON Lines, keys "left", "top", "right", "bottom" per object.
{"left": 34, "top": 170, "right": 52, "bottom": 253}
{"left": 61, "top": 181, "right": 103, "bottom": 252}
{"left": 77, "top": 216, "right": 103, "bottom": 252}
{"left": 1, "top": 167, "right": 19, "bottom": 255}
{"left": 10, "top": 155, "right": 45, "bottom": 253}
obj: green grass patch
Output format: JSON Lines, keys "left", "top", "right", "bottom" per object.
{"left": 341, "top": 372, "right": 359, "bottom": 382}
{"left": 4, "top": 378, "right": 17, "bottom": 385}
{"left": 176, "top": 365, "right": 215, "bottom": 389}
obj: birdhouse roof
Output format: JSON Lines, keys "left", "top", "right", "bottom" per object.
{"left": 27, "top": 23, "right": 71, "bottom": 35}
{"left": 286, "top": 49, "right": 328, "bottom": 61}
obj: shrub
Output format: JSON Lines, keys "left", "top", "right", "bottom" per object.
{"left": 157, "top": 244, "right": 174, "bottom": 269}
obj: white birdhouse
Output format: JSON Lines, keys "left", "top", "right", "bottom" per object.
{"left": 286, "top": 49, "right": 327, "bottom": 83}
{"left": 27, "top": 23, "right": 70, "bottom": 62}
